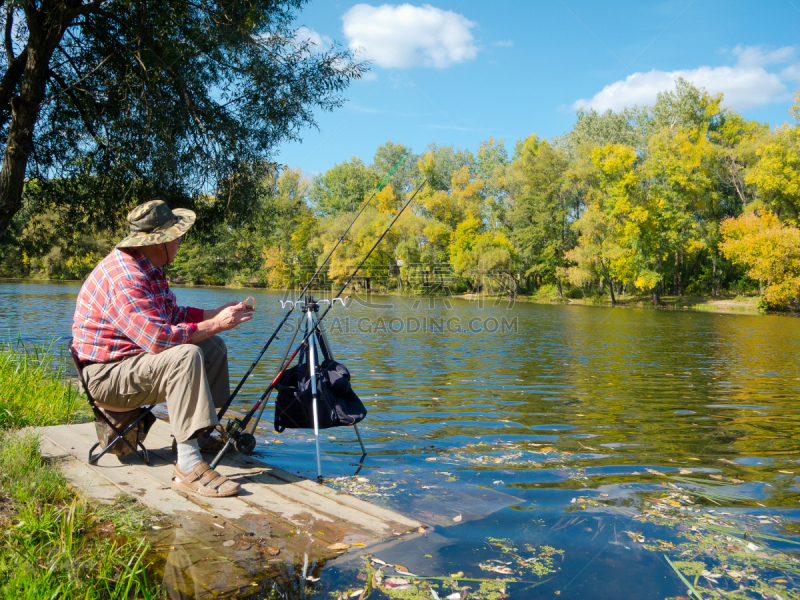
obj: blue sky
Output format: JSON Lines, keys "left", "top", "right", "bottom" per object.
{"left": 277, "top": 0, "right": 800, "bottom": 175}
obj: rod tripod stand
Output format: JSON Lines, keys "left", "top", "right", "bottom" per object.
{"left": 245, "top": 295, "right": 367, "bottom": 479}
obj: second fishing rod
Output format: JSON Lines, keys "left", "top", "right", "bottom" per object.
{"left": 211, "top": 152, "right": 409, "bottom": 435}
{"left": 209, "top": 178, "right": 428, "bottom": 469}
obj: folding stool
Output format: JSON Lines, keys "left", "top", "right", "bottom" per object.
{"left": 68, "top": 343, "right": 154, "bottom": 465}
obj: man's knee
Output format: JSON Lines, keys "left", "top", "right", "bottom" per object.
{"left": 168, "top": 343, "right": 204, "bottom": 373}
{"left": 199, "top": 335, "right": 227, "bottom": 364}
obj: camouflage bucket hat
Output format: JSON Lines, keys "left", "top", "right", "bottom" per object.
{"left": 116, "top": 200, "right": 196, "bottom": 248}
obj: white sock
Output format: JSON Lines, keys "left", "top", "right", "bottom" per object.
{"left": 176, "top": 439, "right": 203, "bottom": 472}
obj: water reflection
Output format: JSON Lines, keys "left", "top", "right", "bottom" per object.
{"left": 3, "top": 280, "right": 800, "bottom": 598}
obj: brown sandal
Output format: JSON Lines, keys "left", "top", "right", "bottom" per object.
{"left": 172, "top": 461, "right": 241, "bottom": 497}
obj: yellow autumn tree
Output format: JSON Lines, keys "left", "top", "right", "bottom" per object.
{"left": 640, "top": 126, "right": 717, "bottom": 294}
{"left": 719, "top": 211, "right": 800, "bottom": 308}
{"left": 451, "top": 217, "right": 517, "bottom": 292}
{"left": 568, "top": 143, "right": 652, "bottom": 300}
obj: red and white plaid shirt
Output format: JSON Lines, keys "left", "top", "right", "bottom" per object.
{"left": 72, "top": 249, "right": 204, "bottom": 362}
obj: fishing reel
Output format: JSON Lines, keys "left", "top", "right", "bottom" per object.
{"left": 234, "top": 432, "right": 257, "bottom": 454}
{"left": 224, "top": 418, "right": 257, "bottom": 454}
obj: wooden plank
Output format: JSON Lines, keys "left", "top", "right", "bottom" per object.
{"left": 144, "top": 420, "right": 422, "bottom": 533}
{"left": 38, "top": 420, "right": 424, "bottom": 541}
{"left": 46, "top": 423, "right": 361, "bottom": 532}
{"left": 42, "top": 424, "right": 221, "bottom": 519}
{"left": 38, "top": 436, "right": 121, "bottom": 504}
{"left": 36, "top": 422, "right": 400, "bottom": 598}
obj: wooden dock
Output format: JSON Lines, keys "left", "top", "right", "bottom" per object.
{"left": 34, "top": 420, "right": 424, "bottom": 598}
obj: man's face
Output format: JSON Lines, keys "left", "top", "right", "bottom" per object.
{"left": 165, "top": 236, "right": 183, "bottom": 264}
{"left": 172, "top": 236, "right": 184, "bottom": 251}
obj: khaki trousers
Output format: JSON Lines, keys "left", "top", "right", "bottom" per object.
{"left": 82, "top": 336, "right": 230, "bottom": 443}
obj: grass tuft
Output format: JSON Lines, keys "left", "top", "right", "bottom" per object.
{"left": 0, "top": 339, "right": 90, "bottom": 429}
{"left": 0, "top": 342, "right": 163, "bottom": 598}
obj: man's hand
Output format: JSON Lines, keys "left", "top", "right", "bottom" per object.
{"left": 192, "top": 302, "right": 254, "bottom": 343}
{"left": 203, "top": 302, "right": 242, "bottom": 321}
{"left": 213, "top": 302, "right": 254, "bottom": 332}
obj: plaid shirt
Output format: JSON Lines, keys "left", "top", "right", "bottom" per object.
{"left": 72, "top": 249, "right": 203, "bottom": 362}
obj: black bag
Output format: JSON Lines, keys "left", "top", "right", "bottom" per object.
{"left": 274, "top": 358, "right": 367, "bottom": 432}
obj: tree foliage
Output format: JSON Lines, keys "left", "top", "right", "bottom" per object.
{"left": 0, "top": 0, "right": 366, "bottom": 239}
{"left": 4, "top": 80, "right": 800, "bottom": 308}
{"left": 720, "top": 211, "right": 800, "bottom": 308}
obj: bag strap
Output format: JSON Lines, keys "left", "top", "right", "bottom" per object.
{"left": 315, "top": 327, "right": 330, "bottom": 362}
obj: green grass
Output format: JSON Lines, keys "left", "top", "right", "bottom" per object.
{"left": 0, "top": 342, "right": 163, "bottom": 599}
{"left": 0, "top": 339, "right": 90, "bottom": 429}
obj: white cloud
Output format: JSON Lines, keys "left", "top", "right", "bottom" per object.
{"left": 492, "top": 39, "right": 513, "bottom": 47}
{"left": 782, "top": 64, "right": 800, "bottom": 82}
{"left": 732, "top": 44, "right": 795, "bottom": 68}
{"left": 341, "top": 3, "right": 478, "bottom": 68}
{"left": 295, "top": 26, "right": 332, "bottom": 49}
{"left": 573, "top": 45, "right": 797, "bottom": 113}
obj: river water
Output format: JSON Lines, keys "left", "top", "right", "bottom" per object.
{"left": 2, "top": 279, "right": 800, "bottom": 599}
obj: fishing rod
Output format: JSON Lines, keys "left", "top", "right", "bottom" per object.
{"left": 211, "top": 152, "right": 409, "bottom": 434}
{"left": 209, "top": 178, "right": 428, "bottom": 469}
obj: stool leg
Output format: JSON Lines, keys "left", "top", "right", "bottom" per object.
{"left": 88, "top": 442, "right": 101, "bottom": 465}
{"left": 89, "top": 441, "right": 117, "bottom": 465}
{"left": 138, "top": 442, "right": 149, "bottom": 465}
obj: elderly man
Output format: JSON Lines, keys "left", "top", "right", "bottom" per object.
{"left": 72, "top": 200, "right": 254, "bottom": 498}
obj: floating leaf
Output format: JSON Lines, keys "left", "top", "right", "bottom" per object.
{"left": 328, "top": 543, "right": 350, "bottom": 551}
{"left": 257, "top": 545, "right": 280, "bottom": 556}
{"left": 233, "top": 536, "right": 252, "bottom": 551}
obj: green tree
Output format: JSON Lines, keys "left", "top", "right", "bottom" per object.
{"left": 309, "top": 157, "right": 378, "bottom": 217}
{"left": 0, "top": 0, "right": 366, "bottom": 239}
{"left": 450, "top": 217, "right": 517, "bottom": 293}
{"left": 417, "top": 144, "right": 476, "bottom": 192}
{"left": 475, "top": 137, "right": 510, "bottom": 228}
{"left": 639, "top": 126, "right": 717, "bottom": 295}
{"left": 372, "top": 141, "right": 418, "bottom": 194}
{"left": 649, "top": 77, "right": 723, "bottom": 134}
{"left": 507, "top": 136, "right": 576, "bottom": 294}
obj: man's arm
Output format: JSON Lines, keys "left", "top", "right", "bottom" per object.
{"left": 109, "top": 282, "right": 198, "bottom": 353}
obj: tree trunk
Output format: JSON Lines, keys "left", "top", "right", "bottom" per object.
{"left": 673, "top": 252, "right": 679, "bottom": 295}
{"left": 608, "top": 276, "right": 616, "bottom": 305}
{"left": 678, "top": 250, "right": 683, "bottom": 296}
{"left": 0, "top": 3, "right": 80, "bottom": 238}
{"left": 711, "top": 251, "right": 718, "bottom": 297}
{"left": 556, "top": 275, "right": 563, "bottom": 298}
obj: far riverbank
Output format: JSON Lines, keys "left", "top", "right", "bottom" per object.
{"left": 1, "top": 276, "right": 769, "bottom": 316}
{"left": 515, "top": 291, "right": 765, "bottom": 315}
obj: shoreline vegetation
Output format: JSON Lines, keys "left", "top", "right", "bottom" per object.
{"left": 2, "top": 82, "right": 799, "bottom": 313}
{"left": 0, "top": 341, "right": 164, "bottom": 598}
{"left": 0, "top": 275, "right": 768, "bottom": 316}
